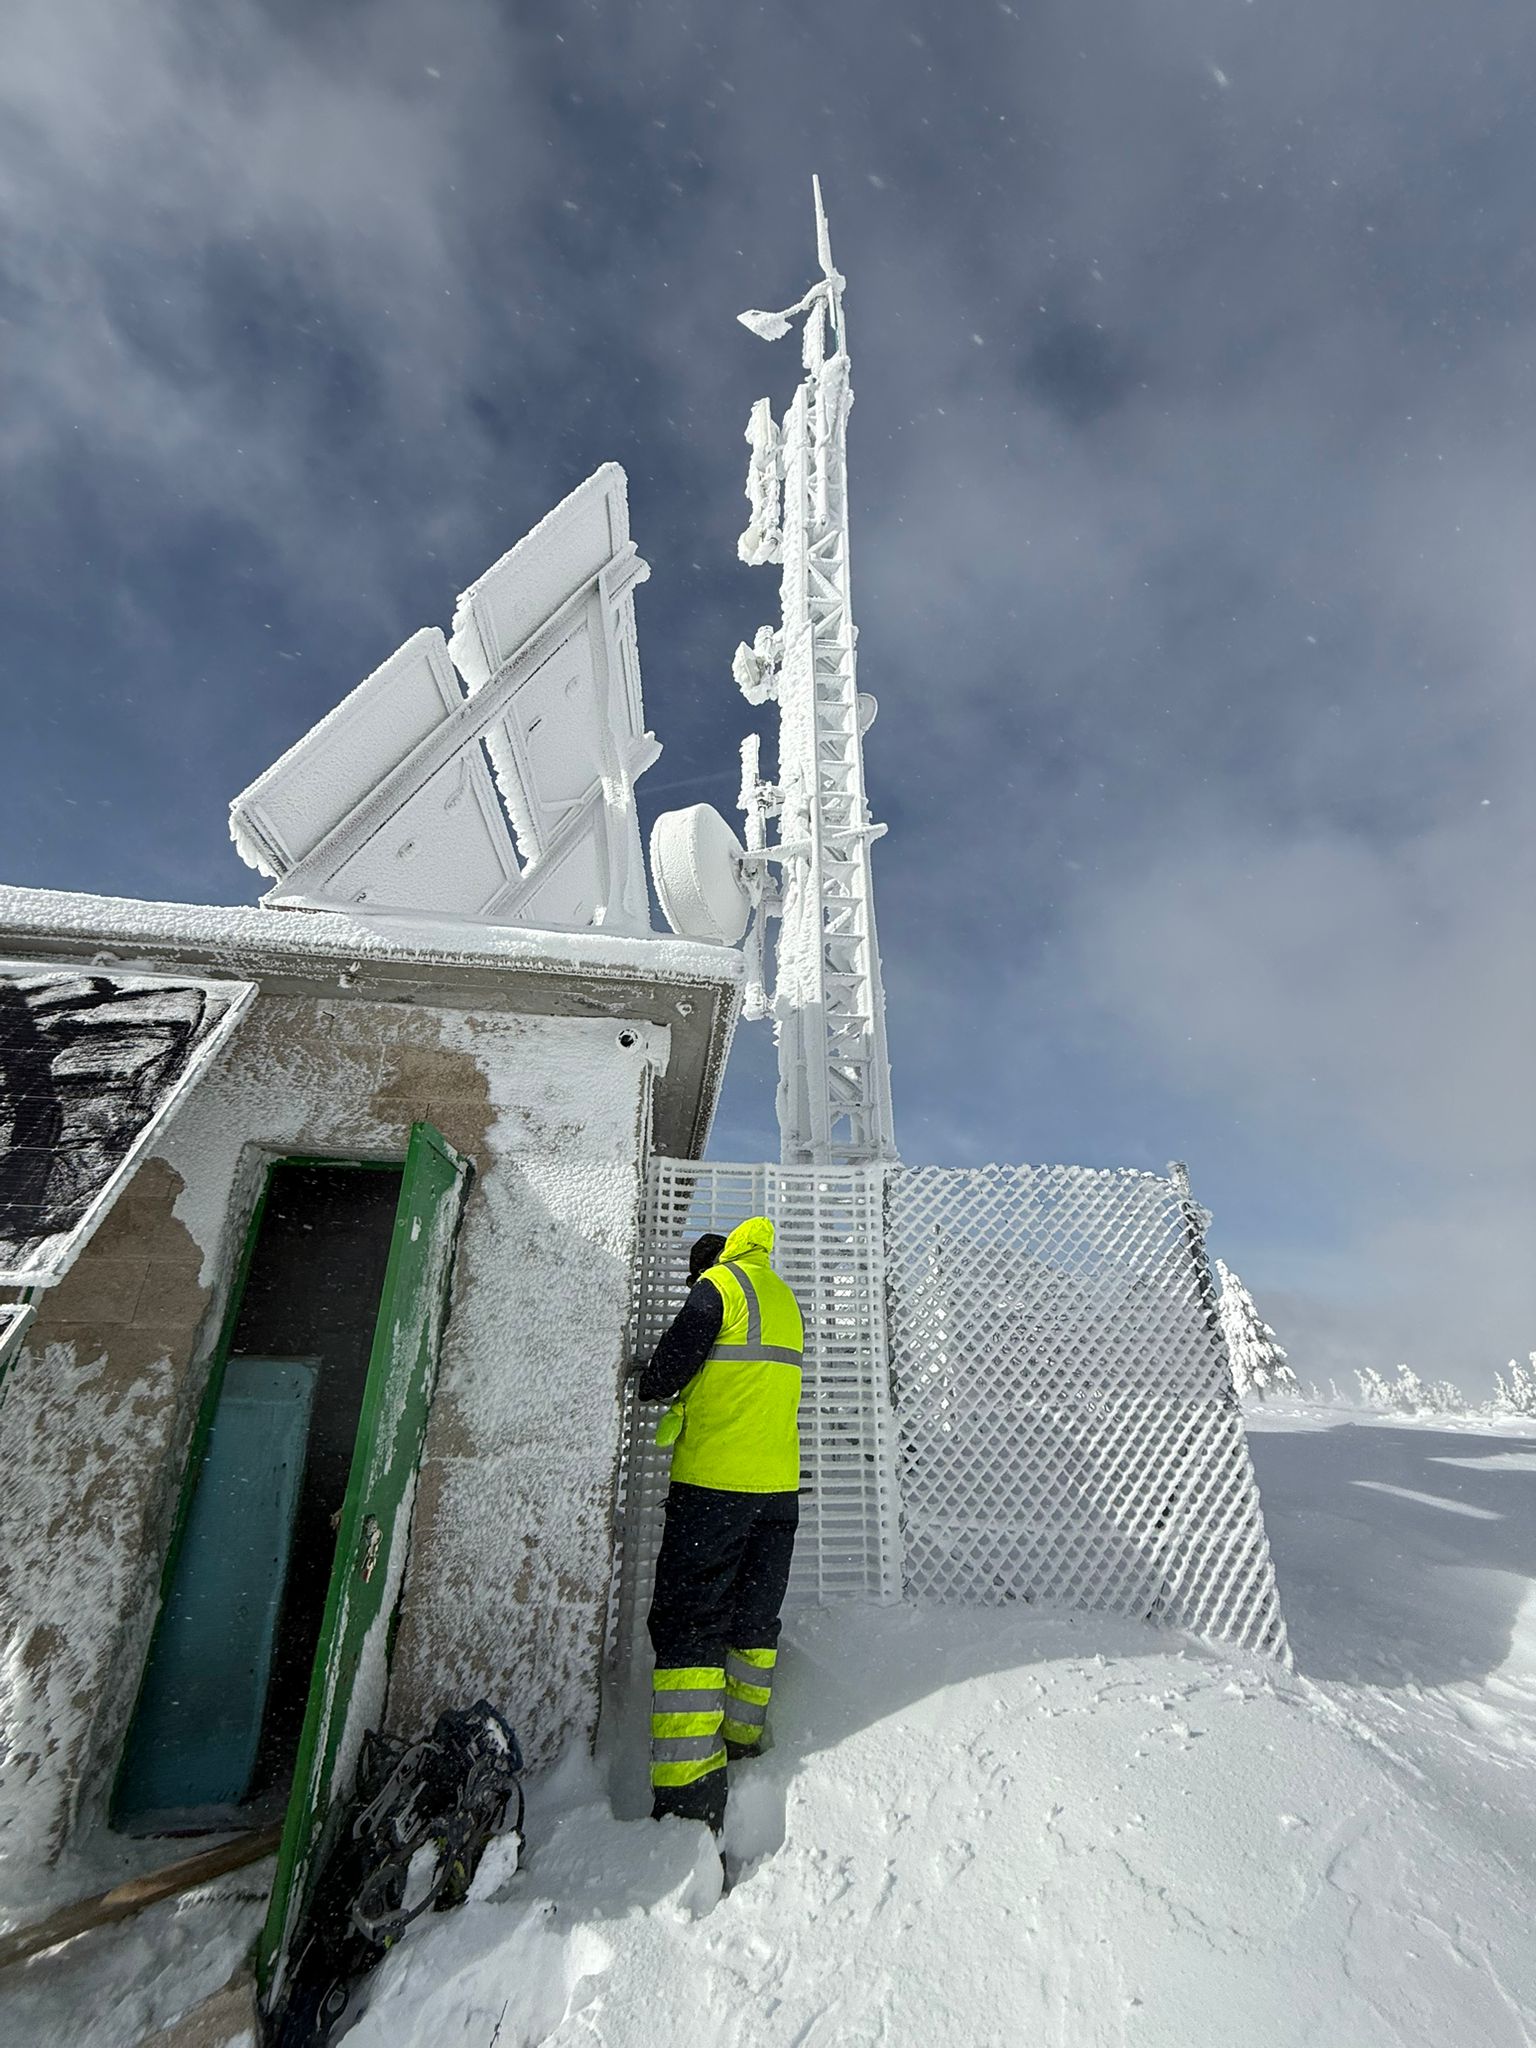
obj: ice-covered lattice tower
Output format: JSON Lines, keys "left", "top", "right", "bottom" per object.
{"left": 654, "top": 180, "right": 896, "bottom": 1167}
{"left": 738, "top": 179, "right": 897, "bottom": 1166}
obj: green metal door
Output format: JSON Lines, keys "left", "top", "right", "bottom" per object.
{"left": 257, "top": 1121, "right": 471, "bottom": 2000}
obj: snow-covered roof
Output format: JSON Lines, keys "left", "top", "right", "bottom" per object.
{"left": 0, "top": 884, "right": 740, "bottom": 984}
{"left": 0, "top": 885, "right": 741, "bottom": 1158}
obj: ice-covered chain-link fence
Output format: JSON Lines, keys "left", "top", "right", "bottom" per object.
{"left": 610, "top": 1157, "right": 1287, "bottom": 1670}
{"left": 609, "top": 1161, "right": 901, "bottom": 1670}
{"left": 886, "top": 1163, "right": 1288, "bottom": 1661}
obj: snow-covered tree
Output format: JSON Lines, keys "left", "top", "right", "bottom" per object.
{"left": 1303, "top": 1377, "right": 1350, "bottom": 1406}
{"left": 1355, "top": 1364, "right": 1469, "bottom": 1415}
{"left": 1395, "top": 1365, "right": 1430, "bottom": 1411}
{"left": 1355, "top": 1365, "right": 1394, "bottom": 1411}
{"left": 1215, "top": 1261, "right": 1298, "bottom": 1402}
{"left": 1491, "top": 1353, "right": 1536, "bottom": 1418}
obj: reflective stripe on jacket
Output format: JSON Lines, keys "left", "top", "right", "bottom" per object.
{"left": 657, "top": 1216, "right": 804, "bottom": 1493}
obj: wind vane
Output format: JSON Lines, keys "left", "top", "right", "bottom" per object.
{"left": 650, "top": 179, "right": 897, "bottom": 1167}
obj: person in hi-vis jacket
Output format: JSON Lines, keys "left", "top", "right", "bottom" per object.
{"left": 633, "top": 1216, "right": 805, "bottom": 1833}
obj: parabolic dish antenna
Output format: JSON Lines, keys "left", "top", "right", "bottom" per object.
{"left": 650, "top": 803, "right": 751, "bottom": 945}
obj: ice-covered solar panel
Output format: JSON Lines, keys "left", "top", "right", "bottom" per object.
{"left": 0, "top": 966, "right": 254, "bottom": 1288}
{"left": 229, "top": 465, "right": 661, "bottom": 937}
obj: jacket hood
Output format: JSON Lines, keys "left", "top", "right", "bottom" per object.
{"left": 722, "top": 1215, "right": 775, "bottom": 1262}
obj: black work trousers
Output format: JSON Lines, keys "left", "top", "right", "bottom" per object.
{"left": 647, "top": 1482, "right": 799, "bottom": 1671}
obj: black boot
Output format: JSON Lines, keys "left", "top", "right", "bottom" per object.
{"left": 652, "top": 1769, "right": 727, "bottom": 1837}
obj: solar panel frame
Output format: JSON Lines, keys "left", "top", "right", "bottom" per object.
{"left": 0, "top": 1299, "right": 36, "bottom": 1375}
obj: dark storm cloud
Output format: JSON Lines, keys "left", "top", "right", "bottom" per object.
{"left": 1022, "top": 322, "right": 1141, "bottom": 427}
{"left": 1, "top": 0, "right": 1532, "bottom": 1383}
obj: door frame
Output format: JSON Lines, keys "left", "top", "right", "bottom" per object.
{"left": 110, "top": 1153, "right": 408, "bottom": 1830}
{"left": 257, "top": 1122, "right": 473, "bottom": 2002}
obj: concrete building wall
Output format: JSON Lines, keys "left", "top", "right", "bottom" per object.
{"left": 0, "top": 988, "right": 662, "bottom": 1871}
{"left": 0, "top": 1160, "right": 213, "bottom": 1871}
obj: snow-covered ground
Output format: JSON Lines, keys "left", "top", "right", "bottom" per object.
{"left": 6, "top": 1404, "right": 1535, "bottom": 2046}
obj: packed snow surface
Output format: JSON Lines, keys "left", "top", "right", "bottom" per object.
{"left": 342, "top": 1405, "right": 1536, "bottom": 2048}
{"left": 5, "top": 1405, "right": 1534, "bottom": 2045}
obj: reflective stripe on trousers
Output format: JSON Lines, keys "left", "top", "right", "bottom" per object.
{"left": 650, "top": 1665, "right": 726, "bottom": 1788}
{"left": 722, "top": 1644, "right": 776, "bottom": 1749}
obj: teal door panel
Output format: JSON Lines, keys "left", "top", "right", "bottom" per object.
{"left": 259, "top": 1123, "right": 471, "bottom": 2002}
{"left": 115, "top": 1359, "right": 317, "bottom": 1821}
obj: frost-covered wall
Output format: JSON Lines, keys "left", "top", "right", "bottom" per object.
{"left": 0, "top": 989, "right": 661, "bottom": 1873}
{"left": 384, "top": 1006, "right": 660, "bottom": 1763}
{"left": 0, "top": 1157, "right": 211, "bottom": 1882}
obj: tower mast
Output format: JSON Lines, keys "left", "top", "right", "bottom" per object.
{"left": 735, "top": 179, "right": 897, "bottom": 1167}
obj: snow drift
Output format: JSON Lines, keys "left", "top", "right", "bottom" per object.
{"left": 6, "top": 1406, "right": 1534, "bottom": 2046}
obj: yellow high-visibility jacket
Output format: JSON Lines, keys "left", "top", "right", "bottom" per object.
{"left": 657, "top": 1216, "right": 804, "bottom": 1493}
